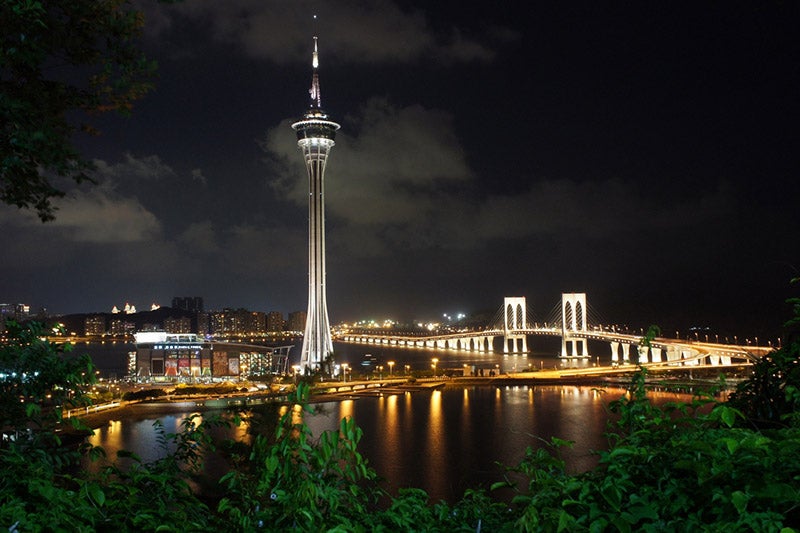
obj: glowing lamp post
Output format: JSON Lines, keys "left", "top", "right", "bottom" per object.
{"left": 431, "top": 358, "right": 438, "bottom": 377}
{"left": 341, "top": 363, "right": 349, "bottom": 382}
{"left": 388, "top": 360, "right": 395, "bottom": 376}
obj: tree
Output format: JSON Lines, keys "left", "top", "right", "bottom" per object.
{"left": 1, "top": 0, "right": 156, "bottom": 221}
{"left": 0, "top": 321, "right": 95, "bottom": 438}
{"left": 727, "top": 278, "right": 800, "bottom": 427}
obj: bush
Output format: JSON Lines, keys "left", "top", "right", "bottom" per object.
{"left": 3, "top": 319, "right": 800, "bottom": 530}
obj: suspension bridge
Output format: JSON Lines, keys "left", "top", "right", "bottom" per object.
{"left": 338, "top": 294, "right": 772, "bottom": 367}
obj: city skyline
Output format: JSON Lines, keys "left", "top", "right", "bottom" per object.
{"left": 0, "top": 2, "right": 797, "bottom": 338}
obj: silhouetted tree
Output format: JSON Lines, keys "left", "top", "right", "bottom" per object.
{"left": 1, "top": 0, "right": 157, "bottom": 220}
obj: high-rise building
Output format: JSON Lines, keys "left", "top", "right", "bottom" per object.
{"left": 172, "top": 297, "right": 204, "bottom": 314}
{"left": 110, "top": 319, "right": 135, "bottom": 337}
{"left": 210, "top": 309, "right": 241, "bottom": 336}
{"left": 84, "top": 315, "right": 106, "bottom": 336}
{"left": 164, "top": 316, "right": 192, "bottom": 334}
{"left": 197, "top": 312, "right": 210, "bottom": 336}
{"left": 246, "top": 311, "right": 267, "bottom": 335}
{"left": 209, "top": 308, "right": 266, "bottom": 337}
{"left": 287, "top": 310, "right": 307, "bottom": 334}
{"left": 266, "top": 311, "right": 285, "bottom": 332}
{"left": 0, "top": 303, "right": 30, "bottom": 322}
{"left": 292, "top": 36, "right": 340, "bottom": 370}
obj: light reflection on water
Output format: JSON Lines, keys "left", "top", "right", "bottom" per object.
{"left": 76, "top": 336, "right": 717, "bottom": 501}
{"left": 297, "top": 385, "right": 618, "bottom": 500}
{"left": 86, "top": 385, "right": 697, "bottom": 502}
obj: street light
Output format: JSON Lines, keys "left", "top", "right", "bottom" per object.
{"left": 404, "top": 364, "right": 410, "bottom": 375}
{"left": 388, "top": 360, "right": 395, "bottom": 376}
{"left": 341, "top": 363, "right": 349, "bottom": 382}
{"left": 431, "top": 358, "right": 438, "bottom": 377}
{"left": 377, "top": 365, "right": 383, "bottom": 380}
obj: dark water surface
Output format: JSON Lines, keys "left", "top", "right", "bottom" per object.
{"left": 81, "top": 338, "right": 693, "bottom": 502}
{"left": 86, "top": 384, "right": 697, "bottom": 503}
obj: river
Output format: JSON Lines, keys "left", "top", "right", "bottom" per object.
{"left": 80, "top": 338, "right": 695, "bottom": 502}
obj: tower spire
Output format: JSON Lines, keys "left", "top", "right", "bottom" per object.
{"left": 309, "top": 36, "right": 322, "bottom": 109}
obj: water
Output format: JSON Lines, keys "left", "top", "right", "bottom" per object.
{"left": 83, "top": 383, "right": 697, "bottom": 503}
{"left": 76, "top": 340, "right": 134, "bottom": 379}
{"left": 80, "top": 337, "right": 676, "bottom": 502}
{"left": 304, "top": 385, "right": 616, "bottom": 499}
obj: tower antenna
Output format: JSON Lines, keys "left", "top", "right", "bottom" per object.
{"left": 310, "top": 36, "right": 321, "bottom": 108}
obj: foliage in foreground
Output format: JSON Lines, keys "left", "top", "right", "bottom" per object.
{"left": 1, "top": 321, "right": 800, "bottom": 531}
{"left": 496, "top": 369, "right": 800, "bottom": 532}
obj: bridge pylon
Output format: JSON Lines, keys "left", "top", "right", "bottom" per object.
{"left": 503, "top": 296, "right": 528, "bottom": 354}
{"left": 561, "top": 293, "right": 589, "bottom": 358}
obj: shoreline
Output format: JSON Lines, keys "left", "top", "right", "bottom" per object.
{"left": 67, "top": 370, "right": 736, "bottom": 432}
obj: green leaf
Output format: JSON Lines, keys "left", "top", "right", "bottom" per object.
{"left": 723, "top": 438, "right": 739, "bottom": 454}
{"left": 87, "top": 484, "right": 105, "bottom": 507}
{"left": 731, "top": 490, "right": 749, "bottom": 514}
{"left": 557, "top": 509, "right": 576, "bottom": 532}
{"left": 720, "top": 406, "right": 738, "bottom": 427}
{"left": 601, "top": 483, "right": 622, "bottom": 511}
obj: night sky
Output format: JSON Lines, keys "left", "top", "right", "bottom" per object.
{"left": 1, "top": 1, "right": 798, "bottom": 340}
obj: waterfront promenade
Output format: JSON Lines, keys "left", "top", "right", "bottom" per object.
{"left": 69, "top": 360, "right": 746, "bottom": 431}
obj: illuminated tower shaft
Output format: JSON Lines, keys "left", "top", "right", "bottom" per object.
{"left": 292, "top": 37, "right": 340, "bottom": 369}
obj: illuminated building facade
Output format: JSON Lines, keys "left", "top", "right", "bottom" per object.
{"left": 84, "top": 315, "right": 106, "bottom": 336}
{"left": 109, "top": 318, "right": 135, "bottom": 337}
{"left": 266, "top": 311, "right": 285, "bottom": 332}
{"left": 164, "top": 316, "right": 192, "bottom": 334}
{"left": 209, "top": 308, "right": 266, "bottom": 337}
{"left": 292, "top": 37, "right": 340, "bottom": 369}
{"left": 132, "top": 332, "right": 214, "bottom": 379}
{"left": 131, "top": 331, "right": 292, "bottom": 381}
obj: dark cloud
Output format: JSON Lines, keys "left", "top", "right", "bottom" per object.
{"left": 140, "top": 0, "right": 501, "bottom": 64}
{"left": 1, "top": 1, "right": 796, "bottom": 339}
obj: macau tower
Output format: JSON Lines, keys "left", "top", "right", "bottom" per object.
{"left": 292, "top": 37, "right": 340, "bottom": 370}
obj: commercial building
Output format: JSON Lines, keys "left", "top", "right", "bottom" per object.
{"left": 130, "top": 331, "right": 292, "bottom": 381}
